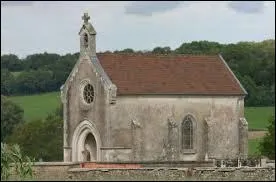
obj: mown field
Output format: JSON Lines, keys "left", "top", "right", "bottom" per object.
{"left": 245, "top": 107, "right": 274, "bottom": 130}
{"left": 9, "top": 92, "right": 274, "bottom": 155}
{"left": 10, "top": 92, "right": 61, "bottom": 122}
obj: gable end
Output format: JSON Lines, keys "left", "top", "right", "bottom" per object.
{"left": 218, "top": 54, "right": 247, "bottom": 95}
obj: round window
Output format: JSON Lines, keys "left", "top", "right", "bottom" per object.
{"left": 83, "top": 84, "right": 94, "bottom": 104}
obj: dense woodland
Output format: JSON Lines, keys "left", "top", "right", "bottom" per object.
{"left": 1, "top": 40, "right": 275, "bottom": 106}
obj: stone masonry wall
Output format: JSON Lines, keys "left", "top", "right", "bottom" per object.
{"left": 68, "top": 168, "right": 275, "bottom": 181}
{"left": 9, "top": 163, "right": 275, "bottom": 181}
{"left": 109, "top": 95, "right": 245, "bottom": 161}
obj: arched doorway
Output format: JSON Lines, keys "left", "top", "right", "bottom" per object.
{"left": 83, "top": 133, "right": 97, "bottom": 161}
{"left": 72, "top": 120, "right": 102, "bottom": 162}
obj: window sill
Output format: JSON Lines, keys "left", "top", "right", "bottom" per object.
{"left": 182, "top": 149, "right": 196, "bottom": 154}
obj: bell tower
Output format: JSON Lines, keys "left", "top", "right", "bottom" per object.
{"left": 79, "top": 12, "right": 97, "bottom": 57}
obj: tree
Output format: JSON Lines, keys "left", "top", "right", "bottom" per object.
{"left": 7, "top": 106, "right": 63, "bottom": 161}
{"left": 51, "top": 54, "right": 77, "bottom": 88}
{"left": 1, "top": 95, "right": 24, "bottom": 142}
{"left": 32, "top": 70, "right": 55, "bottom": 92}
{"left": 175, "top": 41, "right": 223, "bottom": 54}
{"left": 1, "top": 54, "right": 23, "bottom": 71}
{"left": 13, "top": 71, "right": 37, "bottom": 94}
{"left": 240, "top": 75, "right": 259, "bottom": 106}
{"left": 1, "top": 69, "right": 15, "bottom": 95}
{"left": 23, "top": 52, "right": 60, "bottom": 71}
{"left": 1, "top": 143, "right": 34, "bottom": 181}
{"left": 152, "top": 46, "right": 171, "bottom": 54}
{"left": 118, "top": 48, "right": 135, "bottom": 53}
{"left": 259, "top": 115, "right": 275, "bottom": 159}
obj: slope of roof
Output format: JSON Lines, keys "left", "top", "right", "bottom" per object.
{"left": 96, "top": 53, "right": 246, "bottom": 96}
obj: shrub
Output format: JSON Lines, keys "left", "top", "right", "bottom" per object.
{"left": 1, "top": 143, "right": 34, "bottom": 180}
{"left": 1, "top": 95, "right": 24, "bottom": 142}
{"left": 6, "top": 106, "right": 63, "bottom": 161}
{"left": 259, "top": 115, "right": 275, "bottom": 159}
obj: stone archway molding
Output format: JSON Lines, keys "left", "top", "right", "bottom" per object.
{"left": 72, "top": 120, "right": 102, "bottom": 162}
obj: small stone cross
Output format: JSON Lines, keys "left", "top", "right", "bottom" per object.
{"left": 82, "top": 12, "right": 90, "bottom": 23}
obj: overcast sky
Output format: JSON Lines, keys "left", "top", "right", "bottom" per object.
{"left": 1, "top": 1, "right": 275, "bottom": 58}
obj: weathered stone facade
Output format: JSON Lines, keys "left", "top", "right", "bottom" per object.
{"left": 60, "top": 13, "right": 248, "bottom": 162}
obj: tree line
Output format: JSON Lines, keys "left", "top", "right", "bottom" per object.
{"left": 1, "top": 39, "right": 275, "bottom": 106}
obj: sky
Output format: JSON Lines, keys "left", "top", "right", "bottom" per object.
{"left": 1, "top": 1, "right": 275, "bottom": 58}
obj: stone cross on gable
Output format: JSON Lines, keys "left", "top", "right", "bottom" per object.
{"left": 82, "top": 12, "right": 90, "bottom": 23}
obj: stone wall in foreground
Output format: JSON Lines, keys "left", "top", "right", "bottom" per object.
{"left": 9, "top": 162, "right": 275, "bottom": 181}
{"left": 67, "top": 167, "right": 275, "bottom": 181}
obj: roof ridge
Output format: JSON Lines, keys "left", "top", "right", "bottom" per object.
{"left": 97, "top": 52, "right": 219, "bottom": 57}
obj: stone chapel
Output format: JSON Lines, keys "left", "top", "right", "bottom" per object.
{"left": 60, "top": 13, "right": 248, "bottom": 162}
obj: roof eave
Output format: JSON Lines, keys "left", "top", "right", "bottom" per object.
{"left": 117, "top": 93, "right": 247, "bottom": 97}
{"left": 218, "top": 54, "right": 248, "bottom": 95}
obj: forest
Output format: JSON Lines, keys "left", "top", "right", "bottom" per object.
{"left": 1, "top": 39, "right": 275, "bottom": 107}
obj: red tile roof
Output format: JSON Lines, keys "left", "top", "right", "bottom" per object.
{"left": 97, "top": 53, "right": 246, "bottom": 95}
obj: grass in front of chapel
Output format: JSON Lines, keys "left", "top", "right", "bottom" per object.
{"left": 9, "top": 91, "right": 60, "bottom": 122}
{"left": 245, "top": 106, "right": 274, "bottom": 131}
{"left": 248, "top": 138, "right": 262, "bottom": 156}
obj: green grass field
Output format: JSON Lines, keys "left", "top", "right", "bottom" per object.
{"left": 248, "top": 138, "right": 262, "bottom": 156}
{"left": 245, "top": 107, "right": 274, "bottom": 130}
{"left": 9, "top": 92, "right": 61, "bottom": 122}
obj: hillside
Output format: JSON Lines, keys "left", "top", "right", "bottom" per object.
{"left": 9, "top": 92, "right": 60, "bottom": 122}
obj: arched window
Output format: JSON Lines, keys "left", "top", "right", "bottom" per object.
{"left": 182, "top": 115, "right": 193, "bottom": 149}
{"left": 83, "top": 33, "right": 88, "bottom": 48}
